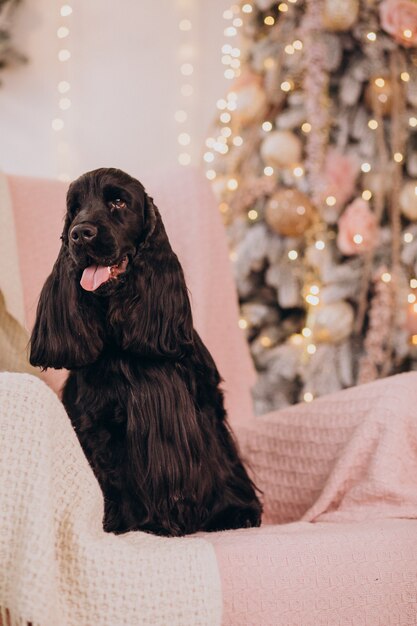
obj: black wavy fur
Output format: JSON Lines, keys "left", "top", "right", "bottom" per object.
{"left": 30, "top": 168, "right": 262, "bottom": 536}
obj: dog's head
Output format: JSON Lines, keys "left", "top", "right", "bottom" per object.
{"left": 30, "top": 168, "right": 193, "bottom": 369}
{"left": 64, "top": 168, "right": 153, "bottom": 295}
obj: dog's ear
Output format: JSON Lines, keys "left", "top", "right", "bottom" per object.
{"left": 30, "top": 244, "right": 104, "bottom": 369}
{"left": 112, "top": 194, "right": 194, "bottom": 358}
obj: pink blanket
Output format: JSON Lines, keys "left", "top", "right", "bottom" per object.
{"left": 207, "top": 373, "right": 417, "bottom": 624}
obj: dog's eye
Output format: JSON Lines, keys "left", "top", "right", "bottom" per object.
{"left": 109, "top": 199, "right": 126, "bottom": 210}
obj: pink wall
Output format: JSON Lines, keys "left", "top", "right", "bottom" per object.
{"left": 0, "top": 0, "right": 230, "bottom": 181}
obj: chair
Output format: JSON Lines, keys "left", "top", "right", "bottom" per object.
{"left": 2, "top": 168, "right": 417, "bottom": 625}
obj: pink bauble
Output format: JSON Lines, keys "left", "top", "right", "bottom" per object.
{"left": 337, "top": 198, "right": 379, "bottom": 256}
{"left": 380, "top": 0, "right": 417, "bottom": 47}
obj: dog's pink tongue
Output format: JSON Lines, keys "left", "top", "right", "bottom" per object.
{"left": 80, "top": 264, "right": 111, "bottom": 291}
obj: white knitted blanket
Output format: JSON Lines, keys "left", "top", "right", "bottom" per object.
{"left": 0, "top": 373, "right": 222, "bottom": 626}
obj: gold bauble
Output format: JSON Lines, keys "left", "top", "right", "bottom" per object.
{"left": 400, "top": 180, "right": 417, "bottom": 221}
{"left": 323, "top": 0, "right": 360, "bottom": 31}
{"left": 260, "top": 130, "right": 303, "bottom": 169}
{"left": 265, "top": 188, "right": 315, "bottom": 237}
{"left": 309, "top": 301, "right": 354, "bottom": 343}
{"left": 365, "top": 76, "right": 393, "bottom": 117}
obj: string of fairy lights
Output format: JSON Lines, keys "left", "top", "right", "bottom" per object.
{"left": 175, "top": 0, "right": 198, "bottom": 167}
{"left": 52, "top": 2, "right": 73, "bottom": 182}
{"left": 206, "top": 1, "right": 417, "bottom": 402}
{"left": 204, "top": 4, "right": 243, "bottom": 180}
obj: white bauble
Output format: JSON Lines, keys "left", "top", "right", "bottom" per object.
{"left": 254, "top": 0, "right": 274, "bottom": 9}
{"left": 260, "top": 130, "right": 303, "bottom": 168}
{"left": 400, "top": 180, "right": 417, "bottom": 220}
{"left": 309, "top": 301, "right": 354, "bottom": 343}
{"left": 323, "top": 0, "right": 359, "bottom": 31}
{"left": 234, "top": 77, "right": 267, "bottom": 126}
{"left": 211, "top": 176, "right": 228, "bottom": 201}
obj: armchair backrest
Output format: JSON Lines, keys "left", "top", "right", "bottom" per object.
{"left": 8, "top": 168, "right": 256, "bottom": 424}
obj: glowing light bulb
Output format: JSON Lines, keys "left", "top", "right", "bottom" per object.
{"left": 368, "top": 119, "right": 378, "bottom": 130}
{"left": 361, "top": 162, "right": 371, "bottom": 173}
{"left": 227, "top": 178, "right": 238, "bottom": 191}
{"left": 262, "top": 121, "right": 272, "bottom": 132}
{"left": 59, "top": 97, "right": 71, "bottom": 110}
{"left": 264, "top": 16, "right": 275, "bottom": 25}
{"left": 306, "top": 344, "right": 317, "bottom": 355}
{"left": 60, "top": 4, "right": 72, "bottom": 17}
{"left": 381, "top": 272, "right": 391, "bottom": 283}
{"left": 302, "top": 327, "right": 312, "bottom": 337}
{"left": 248, "top": 209, "right": 258, "bottom": 220}
{"left": 52, "top": 118, "right": 64, "bottom": 131}
{"left": 178, "top": 153, "right": 191, "bottom": 165}
{"left": 58, "top": 80, "right": 70, "bottom": 93}
{"left": 353, "top": 234, "right": 363, "bottom": 244}
{"left": 404, "top": 232, "right": 414, "bottom": 243}
{"left": 238, "top": 318, "right": 248, "bottom": 329}
{"left": 233, "top": 136, "right": 243, "bottom": 146}
{"left": 180, "top": 63, "right": 193, "bottom": 76}
{"left": 367, "top": 32, "right": 376, "bottom": 41}
{"left": 301, "top": 122, "right": 311, "bottom": 133}
{"left": 362, "top": 190, "right": 372, "bottom": 201}
{"left": 179, "top": 19, "right": 192, "bottom": 31}
{"left": 175, "top": 110, "right": 187, "bottom": 122}
{"left": 224, "top": 26, "right": 237, "bottom": 36}
{"left": 178, "top": 133, "right": 190, "bottom": 146}
{"left": 394, "top": 152, "right": 403, "bottom": 163}
{"left": 181, "top": 84, "right": 193, "bottom": 97}
{"left": 315, "top": 240, "right": 325, "bottom": 250}
{"left": 288, "top": 250, "right": 298, "bottom": 260}
{"left": 242, "top": 4, "right": 253, "bottom": 13}
{"left": 264, "top": 166, "right": 274, "bottom": 176}
{"left": 410, "top": 278, "right": 417, "bottom": 288}
{"left": 375, "top": 77, "right": 385, "bottom": 88}
{"left": 326, "top": 196, "right": 336, "bottom": 206}
{"left": 58, "top": 49, "right": 71, "bottom": 62}
{"left": 303, "top": 392, "right": 313, "bottom": 402}
{"left": 57, "top": 26, "right": 69, "bottom": 38}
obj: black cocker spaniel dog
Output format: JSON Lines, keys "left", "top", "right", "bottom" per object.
{"left": 30, "top": 168, "right": 262, "bottom": 536}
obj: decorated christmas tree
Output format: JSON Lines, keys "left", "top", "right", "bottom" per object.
{"left": 205, "top": 0, "right": 417, "bottom": 413}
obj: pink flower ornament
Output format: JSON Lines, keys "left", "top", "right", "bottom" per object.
{"left": 337, "top": 198, "right": 379, "bottom": 256}
{"left": 320, "top": 149, "right": 359, "bottom": 210}
{"left": 380, "top": 0, "right": 417, "bottom": 47}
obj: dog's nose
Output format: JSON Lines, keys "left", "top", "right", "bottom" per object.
{"left": 70, "top": 223, "right": 98, "bottom": 244}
